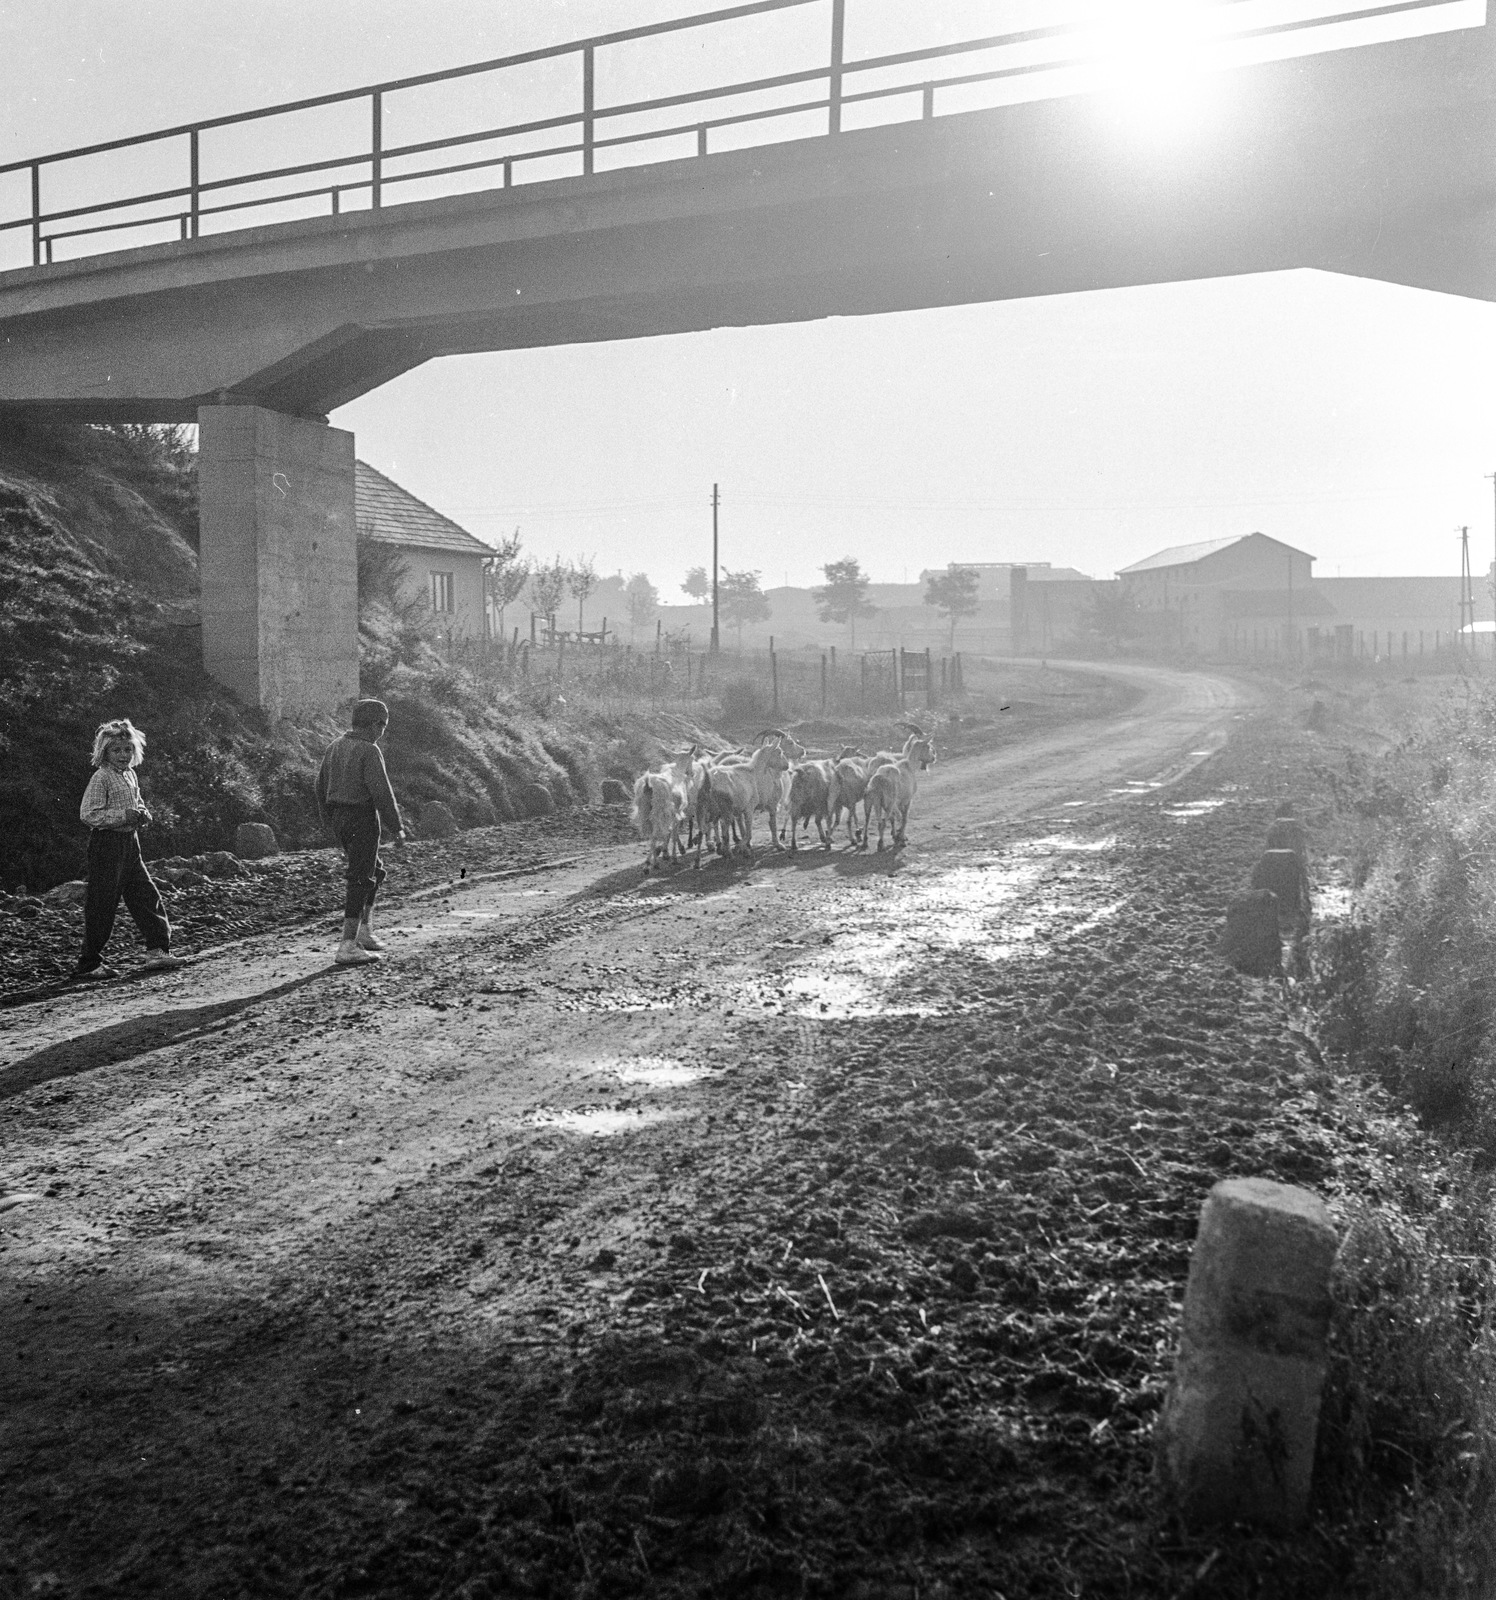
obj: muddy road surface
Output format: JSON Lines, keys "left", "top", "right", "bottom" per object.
{"left": 1, "top": 660, "right": 1323, "bottom": 1600}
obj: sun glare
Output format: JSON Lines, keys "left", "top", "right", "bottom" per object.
{"left": 1088, "top": 0, "right": 1220, "bottom": 138}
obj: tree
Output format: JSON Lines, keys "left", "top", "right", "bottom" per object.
{"left": 484, "top": 528, "right": 528, "bottom": 643}
{"left": 719, "top": 569, "right": 771, "bottom": 649}
{"left": 625, "top": 572, "right": 659, "bottom": 636}
{"left": 1084, "top": 582, "right": 1141, "bottom": 652}
{"left": 528, "top": 556, "right": 569, "bottom": 634}
{"left": 567, "top": 553, "right": 599, "bottom": 633}
{"left": 815, "top": 556, "right": 877, "bottom": 650}
{"left": 924, "top": 564, "right": 981, "bottom": 651}
{"left": 681, "top": 566, "right": 710, "bottom": 602}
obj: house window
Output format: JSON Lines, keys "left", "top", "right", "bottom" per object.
{"left": 430, "top": 571, "right": 455, "bottom": 613}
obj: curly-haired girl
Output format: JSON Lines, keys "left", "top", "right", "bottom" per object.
{"left": 72, "top": 718, "right": 179, "bottom": 980}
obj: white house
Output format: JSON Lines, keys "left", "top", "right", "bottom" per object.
{"left": 355, "top": 460, "right": 492, "bottom": 638}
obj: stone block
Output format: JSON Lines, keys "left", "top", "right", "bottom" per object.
{"left": 1159, "top": 1178, "right": 1337, "bottom": 1531}
{"left": 520, "top": 783, "right": 555, "bottom": 817}
{"left": 198, "top": 850, "right": 250, "bottom": 878}
{"left": 1266, "top": 817, "right": 1310, "bottom": 863}
{"left": 600, "top": 777, "right": 630, "bottom": 805}
{"left": 234, "top": 822, "right": 280, "bottom": 860}
{"left": 1251, "top": 849, "right": 1310, "bottom": 928}
{"left": 419, "top": 801, "right": 459, "bottom": 839}
{"left": 1221, "top": 890, "right": 1281, "bottom": 975}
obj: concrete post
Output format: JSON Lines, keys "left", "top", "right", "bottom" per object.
{"left": 198, "top": 404, "right": 359, "bottom": 721}
{"left": 1160, "top": 1178, "right": 1338, "bottom": 1531}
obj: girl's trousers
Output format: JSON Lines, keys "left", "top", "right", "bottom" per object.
{"left": 80, "top": 829, "right": 170, "bottom": 969}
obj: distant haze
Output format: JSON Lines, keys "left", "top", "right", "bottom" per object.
{"left": 6, "top": 3, "right": 1495, "bottom": 588}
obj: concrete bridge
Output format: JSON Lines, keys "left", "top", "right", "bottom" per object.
{"left": 1, "top": 0, "right": 1492, "bottom": 717}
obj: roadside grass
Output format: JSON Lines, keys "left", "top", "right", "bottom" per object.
{"left": 1220, "top": 673, "right": 1496, "bottom": 1594}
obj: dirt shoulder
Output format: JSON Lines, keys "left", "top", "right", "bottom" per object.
{"left": 4, "top": 660, "right": 1449, "bottom": 1600}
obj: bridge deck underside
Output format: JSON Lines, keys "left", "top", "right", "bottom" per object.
{"left": 1, "top": 22, "right": 1493, "bottom": 422}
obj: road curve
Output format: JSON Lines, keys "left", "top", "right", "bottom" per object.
{"left": 0, "top": 660, "right": 1252, "bottom": 1274}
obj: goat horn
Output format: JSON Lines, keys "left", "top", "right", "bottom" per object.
{"left": 899, "top": 721, "right": 928, "bottom": 737}
{"left": 754, "top": 727, "right": 790, "bottom": 743}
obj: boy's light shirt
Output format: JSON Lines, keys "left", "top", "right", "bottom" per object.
{"left": 80, "top": 766, "right": 142, "bottom": 830}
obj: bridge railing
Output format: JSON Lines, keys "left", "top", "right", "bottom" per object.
{"left": 0, "top": 0, "right": 1475, "bottom": 271}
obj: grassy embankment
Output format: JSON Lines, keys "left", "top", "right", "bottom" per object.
{"left": 0, "top": 423, "right": 667, "bottom": 893}
{"left": 1221, "top": 667, "right": 1496, "bottom": 1595}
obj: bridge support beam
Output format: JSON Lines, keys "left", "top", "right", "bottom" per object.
{"left": 197, "top": 404, "right": 359, "bottom": 722}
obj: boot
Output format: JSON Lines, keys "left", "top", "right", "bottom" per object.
{"left": 335, "top": 940, "right": 380, "bottom": 966}
{"left": 356, "top": 912, "right": 386, "bottom": 952}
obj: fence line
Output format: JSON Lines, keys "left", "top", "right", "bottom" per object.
{"left": 447, "top": 634, "right": 964, "bottom": 718}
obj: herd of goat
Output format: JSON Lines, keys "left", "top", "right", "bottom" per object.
{"left": 630, "top": 724, "right": 938, "bottom": 872}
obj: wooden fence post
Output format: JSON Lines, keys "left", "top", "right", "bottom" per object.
{"left": 821, "top": 652, "right": 828, "bottom": 713}
{"left": 860, "top": 653, "right": 867, "bottom": 710}
{"left": 770, "top": 636, "right": 779, "bottom": 714}
{"left": 925, "top": 647, "right": 934, "bottom": 709}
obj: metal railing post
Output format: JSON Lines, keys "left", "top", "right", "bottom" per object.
{"left": 582, "top": 45, "right": 595, "bottom": 174}
{"left": 828, "top": 0, "right": 845, "bottom": 134}
{"left": 371, "top": 91, "right": 383, "bottom": 208}
{"left": 189, "top": 128, "right": 200, "bottom": 236}
{"left": 30, "top": 163, "right": 40, "bottom": 266}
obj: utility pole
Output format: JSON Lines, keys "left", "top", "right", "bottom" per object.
{"left": 1487, "top": 471, "right": 1496, "bottom": 631}
{"left": 1459, "top": 524, "right": 1475, "bottom": 652}
{"left": 1286, "top": 551, "right": 1293, "bottom": 659}
{"left": 710, "top": 482, "right": 720, "bottom": 655}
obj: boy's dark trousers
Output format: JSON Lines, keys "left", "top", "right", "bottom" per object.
{"left": 329, "top": 803, "right": 386, "bottom": 919}
{"left": 80, "top": 829, "right": 171, "bottom": 969}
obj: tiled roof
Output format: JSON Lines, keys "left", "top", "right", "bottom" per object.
{"left": 355, "top": 461, "right": 493, "bottom": 557}
{"left": 1117, "top": 536, "right": 1244, "bottom": 574}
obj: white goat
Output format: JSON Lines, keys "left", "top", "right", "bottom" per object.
{"left": 862, "top": 728, "right": 937, "bottom": 851}
{"left": 630, "top": 769, "right": 686, "bottom": 873}
{"left": 697, "top": 739, "right": 790, "bottom": 866}
{"left": 787, "top": 759, "right": 840, "bottom": 851}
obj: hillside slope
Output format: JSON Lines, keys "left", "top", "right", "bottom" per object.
{"left": 0, "top": 423, "right": 633, "bottom": 893}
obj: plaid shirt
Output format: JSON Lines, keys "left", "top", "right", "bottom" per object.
{"left": 80, "top": 766, "right": 143, "bottom": 831}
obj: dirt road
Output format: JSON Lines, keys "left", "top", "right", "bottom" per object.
{"left": 1, "top": 661, "right": 1243, "bottom": 1262}
{"left": 2, "top": 660, "right": 1274, "bottom": 1600}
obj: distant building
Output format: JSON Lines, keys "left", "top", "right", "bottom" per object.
{"left": 1116, "top": 532, "right": 1489, "bottom": 659}
{"left": 1311, "top": 575, "right": 1489, "bottom": 658}
{"left": 355, "top": 460, "right": 493, "bottom": 639}
{"left": 1118, "top": 533, "right": 1324, "bottom": 655}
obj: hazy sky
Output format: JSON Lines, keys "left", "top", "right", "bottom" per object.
{"left": 4, "top": 1, "right": 1495, "bottom": 588}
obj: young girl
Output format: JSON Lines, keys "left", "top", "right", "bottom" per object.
{"left": 72, "top": 718, "right": 179, "bottom": 980}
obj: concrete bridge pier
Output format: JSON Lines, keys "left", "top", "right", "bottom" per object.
{"left": 197, "top": 405, "right": 359, "bottom": 722}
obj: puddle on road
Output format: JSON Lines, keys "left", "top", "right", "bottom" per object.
{"left": 604, "top": 1056, "right": 714, "bottom": 1087}
{"left": 1163, "top": 798, "right": 1230, "bottom": 821}
{"left": 525, "top": 1106, "right": 680, "bottom": 1137}
{"left": 1012, "top": 834, "right": 1117, "bottom": 856}
{"left": 779, "top": 971, "right": 943, "bottom": 1020}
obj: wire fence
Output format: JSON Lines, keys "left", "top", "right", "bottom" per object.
{"left": 450, "top": 634, "right": 965, "bottom": 720}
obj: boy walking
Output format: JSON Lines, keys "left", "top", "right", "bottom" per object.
{"left": 315, "top": 699, "right": 405, "bottom": 967}
{"left": 72, "top": 718, "right": 179, "bottom": 980}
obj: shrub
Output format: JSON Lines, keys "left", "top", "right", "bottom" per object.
{"left": 718, "top": 675, "right": 771, "bottom": 726}
{"left": 1314, "top": 1183, "right": 1496, "bottom": 1593}
{"left": 1316, "top": 684, "right": 1496, "bottom": 1152}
